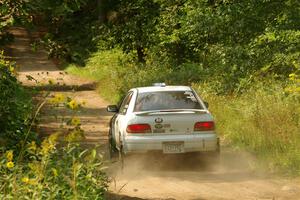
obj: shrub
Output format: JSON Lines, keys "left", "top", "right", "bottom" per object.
{"left": 194, "top": 80, "right": 300, "bottom": 175}
{"left": 0, "top": 140, "right": 108, "bottom": 199}
{"left": 0, "top": 87, "right": 108, "bottom": 199}
{"left": 0, "top": 52, "right": 35, "bottom": 152}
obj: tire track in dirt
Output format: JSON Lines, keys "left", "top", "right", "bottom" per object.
{"left": 107, "top": 150, "right": 300, "bottom": 200}
{"left": 7, "top": 26, "right": 112, "bottom": 151}
{"left": 7, "top": 27, "right": 300, "bottom": 200}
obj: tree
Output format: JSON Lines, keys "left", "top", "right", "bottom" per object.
{"left": 110, "top": 0, "right": 160, "bottom": 63}
{"left": 0, "top": 0, "right": 28, "bottom": 45}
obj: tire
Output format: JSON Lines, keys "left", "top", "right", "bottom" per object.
{"left": 108, "top": 129, "right": 119, "bottom": 160}
{"left": 119, "top": 144, "right": 125, "bottom": 170}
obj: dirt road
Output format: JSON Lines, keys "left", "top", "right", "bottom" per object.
{"left": 7, "top": 27, "right": 111, "bottom": 147}
{"left": 107, "top": 150, "right": 300, "bottom": 200}
{"left": 7, "top": 27, "right": 300, "bottom": 200}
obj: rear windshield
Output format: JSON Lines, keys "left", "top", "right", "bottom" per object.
{"left": 134, "top": 91, "right": 203, "bottom": 112}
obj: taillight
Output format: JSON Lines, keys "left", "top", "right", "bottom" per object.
{"left": 194, "top": 121, "right": 215, "bottom": 131}
{"left": 126, "top": 124, "right": 152, "bottom": 133}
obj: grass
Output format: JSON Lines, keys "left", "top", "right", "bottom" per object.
{"left": 65, "top": 49, "right": 125, "bottom": 103}
{"left": 194, "top": 82, "right": 300, "bottom": 175}
{"left": 66, "top": 48, "right": 300, "bottom": 175}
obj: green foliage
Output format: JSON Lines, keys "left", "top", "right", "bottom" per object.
{"left": 0, "top": 141, "right": 107, "bottom": 199}
{"left": 4, "top": 0, "right": 298, "bottom": 175}
{"left": 0, "top": 0, "right": 27, "bottom": 28}
{"left": 109, "top": 0, "right": 160, "bottom": 62}
{"left": 194, "top": 80, "right": 300, "bottom": 175}
{"left": 66, "top": 49, "right": 127, "bottom": 103}
{"left": 149, "top": 0, "right": 188, "bottom": 65}
{"left": 285, "top": 62, "right": 300, "bottom": 95}
{"left": 0, "top": 0, "right": 28, "bottom": 45}
{"left": 0, "top": 52, "right": 35, "bottom": 151}
{"left": 0, "top": 76, "right": 108, "bottom": 199}
{"left": 172, "top": 0, "right": 300, "bottom": 92}
{"left": 66, "top": 50, "right": 209, "bottom": 103}
{"left": 26, "top": 0, "right": 104, "bottom": 65}
{"left": 78, "top": 0, "right": 298, "bottom": 92}
{"left": 10, "top": 0, "right": 297, "bottom": 91}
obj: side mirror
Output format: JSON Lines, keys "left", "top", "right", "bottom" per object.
{"left": 204, "top": 101, "right": 209, "bottom": 108}
{"left": 107, "top": 105, "right": 119, "bottom": 113}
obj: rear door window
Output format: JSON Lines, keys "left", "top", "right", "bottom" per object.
{"left": 134, "top": 91, "right": 203, "bottom": 112}
{"left": 119, "top": 92, "right": 133, "bottom": 114}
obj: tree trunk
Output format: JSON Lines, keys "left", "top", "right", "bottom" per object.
{"left": 97, "top": 0, "right": 105, "bottom": 22}
{"left": 137, "top": 46, "right": 145, "bottom": 63}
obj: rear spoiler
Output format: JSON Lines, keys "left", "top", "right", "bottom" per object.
{"left": 134, "top": 109, "right": 208, "bottom": 116}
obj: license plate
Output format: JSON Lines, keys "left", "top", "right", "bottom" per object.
{"left": 163, "top": 142, "right": 184, "bottom": 154}
{"left": 153, "top": 129, "right": 165, "bottom": 133}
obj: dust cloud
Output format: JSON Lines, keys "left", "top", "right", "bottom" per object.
{"left": 105, "top": 148, "right": 300, "bottom": 200}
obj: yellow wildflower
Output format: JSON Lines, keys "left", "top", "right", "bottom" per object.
{"left": 28, "top": 141, "right": 37, "bottom": 152}
{"left": 52, "top": 168, "right": 58, "bottom": 177}
{"left": 71, "top": 117, "right": 81, "bottom": 126}
{"left": 6, "top": 150, "right": 13, "bottom": 161}
{"left": 6, "top": 161, "right": 14, "bottom": 169}
{"left": 49, "top": 132, "right": 60, "bottom": 144}
{"left": 54, "top": 93, "right": 65, "bottom": 102}
{"left": 40, "top": 134, "right": 59, "bottom": 156}
{"left": 81, "top": 100, "right": 87, "bottom": 106}
{"left": 65, "top": 128, "right": 85, "bottom": 142}
{"left": 22, "top": 177, "right": 29, "bottom": 184}
{"left": 41, "top": 140, "right": 52, "bottom": 156}
{"left": 289, "top": 73, "right": 299, "bottom": 81}
{"left": 9, "top": 66, "right": 14, "bottom": 73}
{"left": 68, "top": 99, "right": 78, "bottom": 110}
{"left": 41, "top": 140, "right": 55, "bottom": 156}
{"left": 49, "top": 93, "right": 65, "bottom": 104}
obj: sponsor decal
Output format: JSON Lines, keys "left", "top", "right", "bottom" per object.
{"left": 155, "top": 124, "right": 163, "bottom": 129}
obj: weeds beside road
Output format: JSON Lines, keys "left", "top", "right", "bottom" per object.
{"left": 0, "top": 28, "right": 109, "bottom": 199}
{"left": 196, "top": 83, "right": 300, "bottom": 175}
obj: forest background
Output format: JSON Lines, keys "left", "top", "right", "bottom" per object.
{"left": 0, "top": 0, "right": 300, "bottom": 185}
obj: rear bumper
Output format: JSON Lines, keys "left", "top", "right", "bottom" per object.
{"left": 123, "top": 133, "right": 219, "bottom": 154}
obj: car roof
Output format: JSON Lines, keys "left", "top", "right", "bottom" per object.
{"left": 135, "top": 85, "right": 192, "bottom": 93}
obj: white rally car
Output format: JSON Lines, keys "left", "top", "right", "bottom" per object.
{"left": 107, "top": 84, "right": 220, "bottom": 158}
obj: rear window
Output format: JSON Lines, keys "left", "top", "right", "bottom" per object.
{"left": 134, "top": 91, "right": 203, "bottom": 112}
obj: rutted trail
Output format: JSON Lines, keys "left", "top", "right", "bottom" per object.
{"left": 7, "top": 27, "right": 300, "bottom": 200}
{"left": 108, "top": 150, "right": 300, "bottom": 200}
{"left": 7, "top": 27, "right": 111, "bottom": 148}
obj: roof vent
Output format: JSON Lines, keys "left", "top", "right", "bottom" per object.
{"left": 152, "top": 83, "right": 166, "bottom": 87}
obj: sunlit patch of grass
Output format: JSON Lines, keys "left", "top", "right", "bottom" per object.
{"left": 194, "top": 82, "right": 300, "bottom": 175}
{"left": 65, "top": 49, "right": 125, "bottom": 103}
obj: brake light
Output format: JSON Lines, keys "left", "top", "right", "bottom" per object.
{"left": 126, "top": 124, "right": 152, "bottom": 133}
{"left": 194, "top": 121, "right": 215, "bottom": 131}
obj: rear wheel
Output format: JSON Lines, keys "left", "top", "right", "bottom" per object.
{"left": 119, "top": 144, "right": 125, "bottom": 169}
{"left": 108, "top": 129, "right": 119, "bottom": 160}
